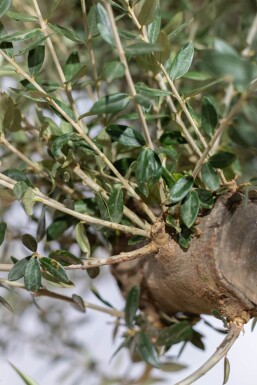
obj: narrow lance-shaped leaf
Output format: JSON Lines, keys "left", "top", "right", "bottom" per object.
{"left": 135, "top": 148, "right": 162, "bottom": 197}
{"left": 106, "top": 124, "right": 146, "bottom": 147}
{"left": 0, "top": 296, "right": 13, "bottom": 312}
{"left": 201, "top": 97, "right": 218, "bottom": 138}
{"left": 169, "top": 42, "right": 194, "bottom": 80}
{"left": 24, "top": 257, "right": 42, "bottom": 292}
{"left": 28, "top": 45, "right": 45, "bottom": 76}
{"left": 96, "top": 3, "right": 114, "bottom": 46}
{"left": 136, "top": 332, "right": 160, "bottom": 368}
{"left": 201, "top": 163, "right": 220, "bottom": 191}
{"left": 40, "top": 257, "right": 69, "bottom": 284}
{"left": 180, "top": 190, "right": 200, "bottom": 228}
{"left": 0, "top": 222, "right": 7, "bottom": 245}
{"left": 108, "top": 187, "right": 124, "bottom": 224}
{"left": 125, "top": 285, "right": 140, "bottom": 327}
{"left": 48, "top": 23, "right": 84, "bottom": 43}
{"left": 170, "top": 176, "right": 194, "bottom": 203}
{"left": 156, "top": 321, "right": 193, "bottom": 346}
{"left": 49, "top": 249, "right": 82, "bottom": 266}
{"left": 223, "top": 357, "right": 230, "bottom": 385}
{"left": 75, "top": 222, "right": 91, "bottom": 256}
{"left": 8, "top": 257, "right": 30, "bottom": 281}
{"left": 82, "top": 93, "right": 130, "bottom": 117}
{"left": 147, "top": 3, "right": 161, "bottom": 43}
{"left": 10, "top": 363, "right": 40, "bottom": 385}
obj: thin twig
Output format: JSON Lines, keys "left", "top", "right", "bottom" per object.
{"left": 174, "top": 321, "right": 243, "bottom": 385}
{"left": 104, "top": 1, "right": 154, "bottom": 150}
{"left": 242, "top": 13, "right": 257, "bottom": 57}
{"left": 0, "top": 49, "right": 157, "bottom": 223}
{"left": 0, "top": 172, "right": 150, "bottom": 237}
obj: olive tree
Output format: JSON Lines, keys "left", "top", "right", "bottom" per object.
{"left": 0, "top": 0, "right": 257, "bottom": 384}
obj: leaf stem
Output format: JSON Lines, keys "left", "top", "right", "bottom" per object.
{"left": 174, "top": 321, "right": 243, "bottom": 385}
{"left": 0, "top": 49, "right": 157, "bottom": 223}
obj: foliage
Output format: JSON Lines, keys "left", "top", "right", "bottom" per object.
{"left": 0, "top": 0, "right": 257, "bottom": 384}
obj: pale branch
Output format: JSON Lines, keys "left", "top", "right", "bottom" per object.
{"left": 192, "top": 93, "right": 248, "bottom": 178}
{"left": 0, "top": 242, "right": 157, "bottom": 272}
{"left": 242, "top": 13, "right": 257, "bottom": 57}
{"left": 32, "top": 0, "right": 81, "bottom": 121}
{"left": 0, "top": 279, "right": 123, "bottom": 317}
{"left": 73, "top": 165, "right": 151, "bottom": 231}
{"left": 174, "top": 321, "right": 243, "bottom": 385}
{"left": 104, "top": 0, "right": 154, "bottom": 151}
{"left": 0, "top": 173, "right": 150, "bottom": 237}
{"left": 0, "top": 49, "right": 157, "bottom": 223}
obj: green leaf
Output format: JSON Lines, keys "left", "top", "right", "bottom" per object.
{"left": 0, "top": 295, "right": 13, "bottom": 312}
{"left": 21, "top": 188, "right": 36, "bottom": 216}
{"left": 137, "top": 0, "right": 159, "bottom": 26}
{"left": 24, "top": 257, "right": 41, "bottom": 292}
{"left": 47, "top": 216, "right": 73, "bottom": 241}
{"left": 0, "top": 93, "right": 14, "bottom": 133}
{"left": 126, "top": 42, "right": 162, "bottom": 56}
{"left": 96, "top": 3, "right": 114, "bottom": 46}
{"left": 87, "top": 267, "right": 100, "bottom": 279}
{"left": 156, "top": 321, "right": 193, "bottom": 346}
{"left": 135, "top": 148, "right": 162, "bottom": 197}
{"left": 106, "top": 124, "right": 146, "bottom": 147}
{"left": 4, "top": 169, "right": 33, "bottom": 187}
{"left": 108, "top": 187, "right": 124, "bottom": 224}
{"left": 48, "top": 249, "right": 82, "bottom": 266}
{"left": 8, "top": 257, "right": 30, "bottom": 281}
{"left": 64, "top": 51, "right": 81, "bottom": 82}
{"left": 211, "top": 309, "right": 228, "bottom": 328}
{"left": 10, "top": 363, "right": 39, "bottom": 385}
{"left": 6, "top": 10, "right": 37, "bottom": 22}
{"left": 196, "top": 189, "right": 215, "bottom": 209}
{"left": 0, "top": 28, "right": 42, "bottom": 43}
{"left": 160, "top": 362, "right": 187, "bottom": 372}
{"left": 170, "top": 176, "right": 194, "bottom": 203}
{"left": 180, "top": 191, "right": 200, "bottom": 228}
{"left": 75, "top": 222, "right": 91, "bottom": 256}
{"left": 136, "top": 332, "right": 160, "bottom": 368}
{"left": 22, "top": 234, "right": 38, "bottom": 252}
{"left": 40, "top": 257, "right": 69, "bottom": 284}
{"left": 0, "top": 222, "right": 7, "bottom": 245}
{"left": 0, "top": 0, "right": 12, "bottom": 18}
{"left": 209, "top": 152, "right": 236, "bottom": 169}
{"left": 51, "top": 98, "right": 76, "bottom": 121}
{"left": 103, "top": 61, "right": 125, "bottom": 82}
{"left": 169, "top": 42, "right": 194, "bottom": 80}
{"left": 223, "top": 357, "right": 230, "bottom": 385}
{"left": 178, "top": 226, "right": 192, "bottom": 248}
{"left": 82, "top": 93, "right": 130, "bottom": 117}
{"left": 201, "top": 97, "right": 218, "bottom": 137}
{"left": 28, "top": 45, "right": 45, "bottom": 76}
{"left": 48, "top": 23, "right": 84, "bottom": 43}
{"left": 160, "top": 131, "right": 187, "bottom": 145}
{"left": 72, "top": 294, "right": 86, "bottom": 313}
{"left": 135, "top": 82, "right": 171, "bottom": 98}
{"left": 128, "top": 235, "right": 146, "bottom": 245}
{"left": 90, "top": 285, "right": 114, "bottom": 308}
{"left": 201, "top": 163, "right": 220, "bottom": 191}
{"left": 95, "top": 193, "right": 110, "bottom": 221}
{"left": 147, "top": 3, "right": 161, "bottom": 42}
{"left": 125, "top": 285, "right": 140, "bottom": 327}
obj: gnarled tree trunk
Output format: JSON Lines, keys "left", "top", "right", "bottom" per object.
{"left": 113, "top": 191, "right": 257, "bottom": 323}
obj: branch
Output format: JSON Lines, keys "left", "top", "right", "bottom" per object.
{"left": 174, "top": 321, "right": 243, "bottom": 385}
{"left": 0, "top": 172, "right": 150, "bottom": 237}
{"left": 104, "top": 1, "right": 154, "bottom": 151}
{"left": 0, "top": 49, "right": 157, "bottom": 223}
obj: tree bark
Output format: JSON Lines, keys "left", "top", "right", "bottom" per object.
{"left": 113, "top": 191, "right": 257, "bottom": 322}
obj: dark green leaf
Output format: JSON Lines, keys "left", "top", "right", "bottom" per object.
{"left": 137, "top": 0, "right": 159, "bottom": 26}
{"left": 72, "top": 294, "right": 86, "bottom": 313}
{"left": 48, "top": 23, "right": 84, "bottom": 43}
{"left": 157, "top": 321, "right": 193, "bottom": 346}
{"left": 108, "top": 187, "right": 123, "bottom": 224}
{"left": 196, "top": 189, "right": 215, "bottom": 209}
{"left": 201, "top": 163, "right": 220, "bottom": 191}
{"left": 0, "top": 0, "right": 12, "bottom": 18}
{"left": 28, "top": 45, "right": 45, "bottom": 76}
{"left": 178, "top": 226, "right": 192, "bottom": 248}
{"left": 87, "top": 267, "right": 100, "bottom": 279}
{"left": 95, "top": 193, "right": 110, "bottom": 221}
{"left": 209, "top": 152, "right": 236, "bottom": 169}
{"left": 135, "top": 148, "right": 162, "bottom": 197}
{"left": 126, "top": 42, "right": 163, "bottom": 56}
{"left": 125, "top": 285, "right": 140, "bottom": 327}
{"left": 180, "top": 190, "right": 200, "bottom": 228}
{"left": 162, "top": 167, "right": 175, "bottom": 188}
{"left": 190, "top": 330, "right": 205, "bottom": 350}
{"left": 169, "top": 42, "right": 194, "bottom": 80}
{"left": 0, "top": 222, "right": 7, "bottom": 245}
{"left": 201, "top": 97, "right": 218, "bottom": 137}
{"left": 24, "top": 257, "right": 41, "bottom": 292}
{"left": 22, "top": 234, "right": 38, "bottom": 252}
{"left": 4, "top": 169, "right": 33, "bottom": 187}
{"left": 165, "top": 214, "right": 181, "bottom": 232}
{"left": 170, "top": 176, "right": 194, "bottom": 203}
{"left": 40, "top": 257, "right": 69, "bottom": 284}
{"left": 75, "top": 222, "right": 91, "bottom": 255}
{"left": 0, "top": 295, "right": 13, "bottom": 312}
{"left": 49, "top": 249, "right": 82, "bottom": 266}
{"left": 51, "top": 98, "right": 75, "bottom": 121}
{"left": 160, "top": 131, "right": 187, "bottom": 145}
{"left": 106, "top": 124, "right": 146, "bottom": 147}
{"left": 136, "top": 332, "right": 160, "bottom": 368}
{"left": 64, "top": 51, "right": 81, "bottom": 82}
{"left": 10, "top": 363, "right": 39, "bottom": 385}
{"left": 223, "top": 357, "right": 230, "bottom": 385}
{"left": 96, "top": 3, "right": 114, "bottom": 46}
{"left": 91, "top": 285, "right": 114, "bottom": 308}
{"left": 8, "top": 257, "right": 30, "bottom": 281}
{"left": 36, "top": 206, "right": 46, "bottom": 242}
{"left": 82, "top": 93, "right": 130, "bottom": 117}
{"left": 128, "top": 235, "right": 146, "bottom": 245}
{"left": 47, "top": 217, "right": 73, "bottom": 241}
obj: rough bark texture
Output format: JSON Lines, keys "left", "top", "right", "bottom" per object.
{"left": 113, "top": 191, "right": 257, "bottom": 322}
